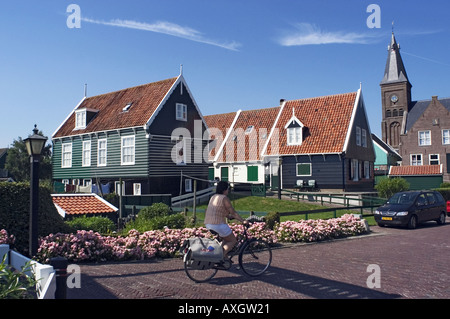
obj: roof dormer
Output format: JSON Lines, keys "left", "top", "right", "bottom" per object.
{"left": 284, "top": 108, "right": 304, "bottom": 146}
{"left": 74, "top": 108, "right": 98, "bottom": 130}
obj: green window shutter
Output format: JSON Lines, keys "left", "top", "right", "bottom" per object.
{"left": 247, "top": 166, "right": 258, "bottom": 182}
{"left": 221, "top": 167, "right": 229, "bottom": 181}
{"left": 297, "top": 163, "right": 311, "bottom": 176}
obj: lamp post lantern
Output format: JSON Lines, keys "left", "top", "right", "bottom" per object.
{"left": 24, "top": 124, "right": 47, "bottom": 257}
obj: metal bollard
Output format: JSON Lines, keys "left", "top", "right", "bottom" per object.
{"left": 50, "top": 256, "right": 68, "bottom": 299}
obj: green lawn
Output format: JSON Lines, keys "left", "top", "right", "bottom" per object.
{"left": 184, "top": 193, "right": 377, "bottom": 225}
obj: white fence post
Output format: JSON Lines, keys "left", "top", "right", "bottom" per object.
{"left": 0, "top": 245, "right": 57, "bottom": 299}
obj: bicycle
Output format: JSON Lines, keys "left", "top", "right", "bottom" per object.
{"left": 182, "top": 220, "right": 272, "bottom": 283}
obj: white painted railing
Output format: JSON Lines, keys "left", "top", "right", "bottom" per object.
{"left": 171, "top": 186, "right": 215, "bottom": 207}
{"left": 0, "top": 244, "right": 56, "bottom": 299}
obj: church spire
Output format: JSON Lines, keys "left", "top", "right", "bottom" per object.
{"left": 380, "top": 32, "right": 410, "bottom": 85}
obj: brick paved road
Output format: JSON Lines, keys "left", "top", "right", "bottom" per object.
{"left": 67, "top": 219, "right": 450, "bottom": 300}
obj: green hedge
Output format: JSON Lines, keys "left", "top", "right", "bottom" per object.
{"left": 66, "top": 216, "right": 116, "bottom": 234}
{"left": 0, "top": 182, "right": 73, "bottom": 254}
{"left": 120, "top": 203, "right": 185, "bottom": 234}
{"left": 138, "top": 202, "right": 172, "bottom": 219}
{"left": 436, "top": 188, "right": 450, "bottom": 201}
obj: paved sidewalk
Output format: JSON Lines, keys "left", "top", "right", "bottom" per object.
{"left": 67, "top": 220, "right": 450, "bottom": 299}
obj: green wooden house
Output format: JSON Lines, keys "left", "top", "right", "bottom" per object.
{"left": 52, "top": 75, "right": 210, "bottom": 196}
{"left": 372, "top": 134, "right": 402, "bottom": 184}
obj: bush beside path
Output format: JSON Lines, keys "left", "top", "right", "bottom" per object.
{"left": 1, "top": 214, "right": 368, "bottom": 264}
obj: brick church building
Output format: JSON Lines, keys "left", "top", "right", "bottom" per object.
{"left": 380, "top": 32, "right": 450, "bottom": 183}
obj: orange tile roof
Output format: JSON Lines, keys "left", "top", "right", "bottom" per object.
{"left": 52, "top": 194, "right": 118, "bottom": 217}
{"left": 53, "top": 77, "right": 178, "bottom": 138}
{"left": 204, "top": 111, "right": 238, "bottom": 161}
{"left": 389, "top": 165, "right": 442, "bottom": 176}
{"left": 266, "top": 92, "right": 357, "bottom": 155}
{"left": 221, "top": 107, "right": 280, "bottom": 162}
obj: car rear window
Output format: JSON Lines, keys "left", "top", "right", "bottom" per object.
{"left": 433, "top": 192, "right": 445, "bottom": 204}
{"left": 426, "top": 193, "right": 436, "bottom": 205}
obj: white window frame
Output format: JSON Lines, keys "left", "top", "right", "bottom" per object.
{"left": 418, "top": 130, "right": 431, "bottom": 146}
{"left": 176, "top": 103, "right": 187, "bottom": 121}
{"left": 296, "top": 163, "right": 312, "bottom": 177}
{"left": 351, "top": 159, "right": 359, "bottom": 181}
{"left": 287, "top": 127, "right": 302, "bottom": 146}
{"left": 82, "top": 140, "right": 91, "bottom": 167}
{"left": 75, "top": 109, "right": 86, "bottom": 129}
{"left": 97, "top": 139, "right": 107, "bottom": 167}
{"left": 356, "top": 127, "right": 361, "bottom": 146}
{"left": 429, "top": 154, "right": 440, "bottom": 165}
{"left": 411, "top": 154, "right": 423, "bottom": 166}
{"left": 442, "top": 129, "right": 450, "bottom": 145}
{"left": 133, "top": 183, "right": 141, "bottom": 196}
{"left": 362, "top": 129, "right": 367, "bottom": 148}
{"left": 62, "top": 143, "right": 72, "bottom": 168}
{"left": 364, "top": 161, "right": 370, "bottom": 179}
{"left": 185, "top": 179, "right": 192, "bottom": 192}
{"left": 121, "top": 136, "right": 135, "bottom": 165}
{"left": 115, "top": 181, "right": 125, "bottom": 196}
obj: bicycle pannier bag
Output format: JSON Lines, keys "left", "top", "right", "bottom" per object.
{"left": 184, "top": 237, "right": 223, "bottom": 262}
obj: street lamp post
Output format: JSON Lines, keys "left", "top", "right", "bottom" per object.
{"left": 277, "top": 157, "right": 282, "bottom": 200}
{"left": 24, "top": 125, "right": 47, "bottom": 257}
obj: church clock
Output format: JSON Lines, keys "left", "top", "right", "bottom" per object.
{"left": 390, "top": 94, "right": 399, "bottom": 103}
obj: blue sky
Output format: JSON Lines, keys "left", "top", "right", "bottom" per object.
{"left": 1, "top": 0, "right": 449, "bottom": 148}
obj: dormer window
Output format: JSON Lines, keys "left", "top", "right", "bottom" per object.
{"left": 74, "top": 108, "right": 98, "bottom": 130}
{"left": 75, "top": 109, "right": 87, "bottom": 129}
{"left": 287, "top": 127, "right": 302, "bottom": 145}
{"left": 285, "top": 109, "right": 304, "bottom": 146}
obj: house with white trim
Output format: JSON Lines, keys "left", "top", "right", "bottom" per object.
{"left": 204, "top": 107, "right": 279, "bottom": 188}
{"left": 206, "top": 87, "right": 376, "bottom": 192}
{"left": 52, "top": 74, "right": 210, "bottom": 196}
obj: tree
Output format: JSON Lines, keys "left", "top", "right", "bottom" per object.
{"left": 375, "top": 177, "right": 410, "bottom": 199}
{"left": 5, "top": 132, "right": 52, "bottom": 182}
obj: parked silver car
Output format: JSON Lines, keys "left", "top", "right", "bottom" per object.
{"left": 374, "top": 190, "right": 447, "bottom": 229}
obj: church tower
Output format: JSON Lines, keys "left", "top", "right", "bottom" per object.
{"left": 380, "top": 32, "right": 412, "bottom": 150}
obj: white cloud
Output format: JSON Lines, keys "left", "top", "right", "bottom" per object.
{"left": 278, "top": 23, "right": 381, "bottom": 46}
{"left": 82, "top": 17, "right": 241, "bottom": 51}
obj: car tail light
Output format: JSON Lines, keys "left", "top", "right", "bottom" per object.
{"left": 447, "top": 200, "right": 450, "bottom": 213}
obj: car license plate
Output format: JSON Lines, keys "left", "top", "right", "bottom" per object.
{"left": 381, "top": 217, "right": 393, "bottom": 221}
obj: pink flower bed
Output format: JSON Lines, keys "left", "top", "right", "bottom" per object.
{"left": 35, "top": 227, "right": 212, "bottom": 263}
{"left": 0, "top": 214, "right": 368, "bottom": 263}
{"left": 275, "top": 214, "right": 367, "bottom": 242}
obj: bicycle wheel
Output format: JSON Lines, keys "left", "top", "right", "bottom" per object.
{"left": 239, "top": 239, "right": 272, "bottom": 276}
{"left": 184, "top": 257, "right": 218, "bottom": 283}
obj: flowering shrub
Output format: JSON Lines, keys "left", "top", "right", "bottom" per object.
{"left": 0, "top": 229, "right": 15, "bottom": 245}
{"left": 275, "top": 214, "right": 367, "bottom": 243}
{"left": 231, "top": 222, "right": 278, "bottom": 244}
{"left": 35, "top": 227, "right": 213, "bottom": 263}
{"left": 37, "top": 230, "right": 113, "bottom": 263}
{"left": 1, "top": 214, "right": 368, "bottom": 264}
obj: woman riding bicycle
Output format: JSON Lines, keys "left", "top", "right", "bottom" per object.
{"left": 204, "top": 181, "right": 247, "bottom": 258}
